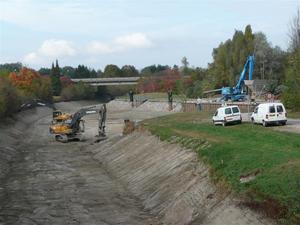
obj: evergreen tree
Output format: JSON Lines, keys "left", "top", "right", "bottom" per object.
{"left": 50, "top": 60, "right": 62, "bottom": 96}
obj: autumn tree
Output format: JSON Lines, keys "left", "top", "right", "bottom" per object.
{"left": 9, "top": 67, "right": 52, "bottom": 101}
{"left": 9, "top": 67, "right": 40, "bottom": 94}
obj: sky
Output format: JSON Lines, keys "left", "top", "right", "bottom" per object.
{"left": 0, "top": 0, "right": 299, "bottom": 70}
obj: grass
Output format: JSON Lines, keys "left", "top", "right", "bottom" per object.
{"left": 142, "top": 112, "right": 300, "bottom": 224}
{"left": 287, "top": 110, "right": 300, "bottom": 119}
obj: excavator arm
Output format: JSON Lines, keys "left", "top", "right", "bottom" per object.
{"left": 234, "top": 55, "right": 255, "bottom": 91}
{"left": 70, "top": 105, "right": 107, "bottom": 137}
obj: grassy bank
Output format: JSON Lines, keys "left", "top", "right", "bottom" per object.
{"left": 288, "top": 110, "right": 300, "bottom": 119}
{"left": 142, "top": 112, "right": 300, "bottom": 224}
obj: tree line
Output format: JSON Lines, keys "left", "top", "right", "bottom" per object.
{"left": 0, "top": 9, "right": 299, "bottom": 117}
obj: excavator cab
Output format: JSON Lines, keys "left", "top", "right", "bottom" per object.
{"left": 53, "top": 110, "right": 62, "bottom": 119}
{"left": 52, "top": 110, "right": 72, "bottom": 124}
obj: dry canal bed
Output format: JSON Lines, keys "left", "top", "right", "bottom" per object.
{"left": 0, "top": 101, "right": 288, "bottom": 225}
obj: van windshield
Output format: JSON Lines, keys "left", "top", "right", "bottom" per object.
{"left": 269, "top": 106, "right": 275, "bottom": 113}
{"left": 225, "top": 108, "right": 232, "bottom": 115}
{"left": 232, "top": 107, "right": 239, "bottom": 113}
{"left": 277, "top": 105, "right": 284, "bottom": 113}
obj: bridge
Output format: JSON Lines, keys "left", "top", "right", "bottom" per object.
{"left": 71, "top": 77, "right": 140, "bottom": 86}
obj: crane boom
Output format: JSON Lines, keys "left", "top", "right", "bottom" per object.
{"left": 235, "top": 55, "right": 254, "bottom": 91}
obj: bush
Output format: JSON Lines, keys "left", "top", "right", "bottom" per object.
{"left": 61, "top": 82, "right": 96, "bottom": 101}
{"left": 282, "top": 90, "right": 300, "bottom": 110}
{"left": 0, "top": 77, "right": 22, "bottom": 117}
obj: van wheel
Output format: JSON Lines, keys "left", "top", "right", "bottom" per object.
{"left": 281, "top": 121, "right": 286, "bottom": 126}
{"left": 222, "top": 121, "right": 226, "bottom": 127}
{"left": 262, "top": 120, "right": 268, "bottom": 127}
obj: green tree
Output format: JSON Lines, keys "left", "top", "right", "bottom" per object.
{"left": 74, "top": 65, "right": 91, "bottom": 78}
{"left": 244, "top": 25, "right": 255, "bottom": 53}
{"left": 90, "top": 69, "right": 97, "bottom": 78}
{"left": 140, "top": 64, "right": 170, "bottom": 76}
{"left": 61, "top": 66, "right": 76, "bottom": 77}
{"left": 208, "top": 25, "right": 256, "bottom": 88}
{"left": 0, "top": 77, "right": 21, "bottom": 117}
{"left": 50, "top": 60, "right": 62, "bottom": 96}
{"left": 283, "top": 9, "right": 300, "bottom": 110}
{"left": 181, "top": 56, "right": 189, "bottom": 75}
{"left": 121, "top": 65, "right": 139, "bottom": 77}
{"left": 254, "top": 32, "right": 286, "bottom": 81}
{"left": 38, "top": 67, "right": 51, "bottom": 75}
{"left": 0, "top": 62, "right": 22, "bottom": 73}
{"left": 103, "top": 64, "right": 122, "bottom": 77}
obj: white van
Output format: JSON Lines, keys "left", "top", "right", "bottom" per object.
{"left": 212, "top": 105, "right": 242, "bottom": 126}
{"left": 251, "top": 103, "right": 287, "bottom": 126}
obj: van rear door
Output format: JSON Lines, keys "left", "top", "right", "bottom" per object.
{"left": 231, "top": 106, "right": 241, "bottom": 121}
{"left": 276, "top": 104, "right": 286, "bottom": 121}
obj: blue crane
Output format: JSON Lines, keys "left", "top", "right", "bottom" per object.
{"left": 205, "top": 55, "right": 255, "bottom": 101}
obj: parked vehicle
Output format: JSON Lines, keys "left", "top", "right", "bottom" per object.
{"left": 251, "top": 103, "right": 287, "bottom": 127}
{"left": 212, "top": 105, "right": 242, "bottom": 126}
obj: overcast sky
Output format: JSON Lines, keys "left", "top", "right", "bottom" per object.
{"left": 0, "top": 0, "right": 299, "bottom": 70}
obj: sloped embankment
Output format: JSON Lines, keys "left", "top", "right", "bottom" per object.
{"left": 0, "top": 108, "right": 51, "bottom": 180}
{"left": 89, "top": 131, "right": 274, "bottom": 225}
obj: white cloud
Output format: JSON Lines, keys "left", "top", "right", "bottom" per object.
{"left": 86, "top": 41, "right": 114, "bottom": 54}
{"left": 23, "top": 52, "right": 39, "bottom": 64}
{"left": 114, "top": 33, "right": 153, "bottom": 49}
{"left": 39, "top": 39, "right": 76, "bottom": 57}
{"left": 86, "top": 33, "right": 153, "bottom": 55}
{"left": 22, "top": 39, "right": 76, "bottom": 65}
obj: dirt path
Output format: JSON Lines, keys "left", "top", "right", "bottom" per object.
{"left": 0, "top": 101, "right": 274, "bottom": 225}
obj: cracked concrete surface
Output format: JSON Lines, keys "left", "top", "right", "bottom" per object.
{"left": 0, "top": 101, "right": 274, "bottom": 225}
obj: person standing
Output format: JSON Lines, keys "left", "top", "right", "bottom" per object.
{"left": 129, "top": 90, "right": 134, "bottom": 107}
{"left": 167, "top": 89, "right": 173, "bottom": 111}
{"left": 196, "top": 97, "right": 202, "bottom": 111}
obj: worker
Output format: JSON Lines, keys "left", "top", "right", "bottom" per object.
{"left": 167, "top": 89, "right": 173, "bottom": 111}
{"left": 196, "top": 97, "right": 202, "bottom": 111}
{"left": 129, "top": 90, "right": 134, "bottom": 107}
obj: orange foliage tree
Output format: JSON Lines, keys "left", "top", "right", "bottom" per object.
{"left": 9, "top": 67, "right": 52, "bottom": 101}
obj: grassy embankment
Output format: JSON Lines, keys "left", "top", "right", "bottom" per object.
{"left": 288, "top": 110, "right": 300, "bottom": 119}
{"left": 142, "top": 112, "right": 300, "bottom": 224}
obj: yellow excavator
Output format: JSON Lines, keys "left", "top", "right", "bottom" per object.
{"left": 49, "top": 105, "right": 107, "bottom": 143}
